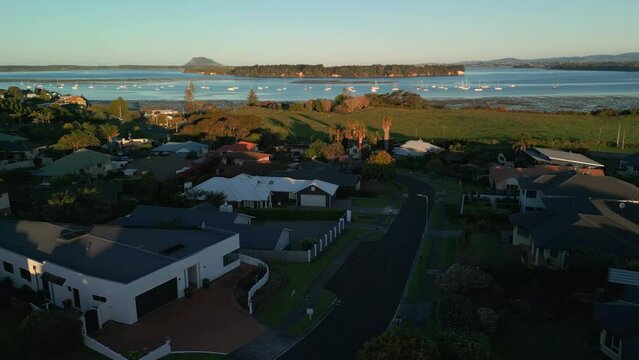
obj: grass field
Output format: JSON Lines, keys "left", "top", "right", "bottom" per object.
{"left": 235, "top": 106, "right": 639, "bottom": 153}
{"left": 256, "top": 229, "right": 362, "bottom": 327}
{"left": 287, "top": 289, "right": 336, "bottom": 336}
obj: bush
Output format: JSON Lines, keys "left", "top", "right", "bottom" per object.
{"left": 485, "top": 262, "right": 532, "bottom": 291}
{"left": 300, "top": 238, "right": 316, "bottom": 251}
{"left": 439, "top": 264, "right": 492, "bottom": 294}
{"left": 19, "top": 310, "right": 83, "bottom": 357}
{"left": 436, "top": 331, "right": 493, "bottom": 360}
{"left": 357, "top": 330, "right": 440, "bottom": 360}
{"left": 477, "top": 307, "right": 498, "bottom": 337}
{"left": 438, "top": 295, "right": 481, "bottom": 333}
{"left": 202, "top": 278, "right": 211, "bottom": 289}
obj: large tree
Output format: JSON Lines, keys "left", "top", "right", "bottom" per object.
{"left": 247, "top": 88, "right": 259, "bottom": 106}
{"left": 54, "top": 129, "right": 100, "bottom": 151}
{"left": 346, "top": 120, "right": 367, "bottom": 150}
{"left": 323, "top": 142, "right": 345, "bottom": 162}
{"left": 382, "top": 115, "right": 392, "bottom": 150}
{"left": 107, "top": 97, "right": 129, "bottom": 119}
{"left": 362, "top": 150, "right": 395, "bottom": 182}
{"left": 99, "top": 123, "right": 120, "bottom": 143}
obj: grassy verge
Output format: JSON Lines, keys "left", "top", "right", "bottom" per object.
{"left": 406, "top": 234, "right": 434, "bottom": 303}
{"left": 256, "top": 229, "right": 363, "bottom": 327}
{"left": 160, "top": 353, "right": 225, "bottom": 360}
{"left": 287, "top": 289, "right": 336, "bottom": 336}
{"left": 462, "top": 232, "right": 502, "bottom": 264}
{"left": 351, "top": 213, "right": 378, "bottom": 224}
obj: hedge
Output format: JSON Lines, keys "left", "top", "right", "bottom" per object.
{"left": 243, "top": 208, "right": 346, "bottom": 221}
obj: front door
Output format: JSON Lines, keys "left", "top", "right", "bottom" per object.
{"left": 187, "top": 265, "right": 198, "bottom": 288}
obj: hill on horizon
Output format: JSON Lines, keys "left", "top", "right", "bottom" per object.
{"left": 183, "top": 57, "right": 224, "bottom": 68}
{"left": 457, "top": 52, "right": 639, "bottom": 65}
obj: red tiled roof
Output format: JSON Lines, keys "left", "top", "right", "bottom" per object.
{"left": 216, "top": 141, "right": 258, "bottom": 153}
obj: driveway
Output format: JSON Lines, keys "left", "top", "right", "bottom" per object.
{"left": 93, "top": 265, "right": 268, "bottom": 354}
{"left": 259, "top": 221, "right": 337, "bottom": 250}
{"left": 278, "top": 175, "right": 434, "bottom": 360}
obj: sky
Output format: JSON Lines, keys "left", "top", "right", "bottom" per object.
{"left": 1, "top": 0, "right": 638, "bottom": 66}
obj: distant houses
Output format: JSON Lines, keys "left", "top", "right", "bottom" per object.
{"left": 58, "top": 95, "right": 88, "bottom": 107}
{"left": 33, "top": 149, "right": 112, "bottom": 179}
{"left": 269, "top": 160, "right": 361, "bottom": 192}
{"left": 489, "top": 164, "right": 604, "bottom": 192}
{"left": 191, "top": 173, "right": 339, "bottom": 208}
{"left": 150, "top": 141, "right": 208, "bottom": 158}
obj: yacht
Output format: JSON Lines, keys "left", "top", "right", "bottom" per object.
{"left": 71, "top": 84, "right": 79, "bottom": 90}
{"left": 509, "top": 83, "right": 516, "bottom": 88}
{"left": 347, "top": 86, "right": 356, "bottom": 93}
{"left": 227, "top": 86, "right": 239, "bottom": 91}
{"left": 552, "top": 82, "right": 559, "bottom": 89}
{"left": 480, "top": 83, "right": 490, "bottom": 89}
{"left": 391, "top": 83, "right": 400, "bottom": 92}
{"left": 370, "top": 80, "right": 380, "bottom": 92}
{"left": 200, "top": 79, "right": 210, "bottom": 90}
{"left": 324, "top": 85, "right": 332, "bottom": 91}
{"left": 88, "top": 84, "right": 94, "bottom": 89}
{"left": 257, "top": 86, "right": 264, "bottom": 90}
{"left": 459, "top": 80, "right": 470, "bottom": 91}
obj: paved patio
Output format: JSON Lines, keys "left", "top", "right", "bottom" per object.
{"left": 93, "top": 265, "right": 268, "bottom": 354}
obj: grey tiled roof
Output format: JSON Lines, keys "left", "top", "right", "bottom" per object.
{"left": 526, "top": 147, "right": 604, "bottom": 167}
{"left": 518, "top": 172, "right": 639, "bottom": 201}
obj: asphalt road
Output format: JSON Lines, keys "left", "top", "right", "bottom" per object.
{"left": 278, "top": 175, "right": 435, "bottom": 360}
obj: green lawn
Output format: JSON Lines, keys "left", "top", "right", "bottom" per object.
{"left": 462, "top": 232, "right": 502, "bottom": 264}
{"left": 287, "top": 289, "right": 336, "bottom": 336}
{"left": 234, "top": 106, "right": 639, "bottom": 153}
{"left": 352, "top": 196, "right": 392, "bottom": 208}
{"left": 256, "top": 228, "right": 363, "bottom": 327}
{"left": 159, "top": 353, "right": 225, "bottom": 360}
{"left": 351, "top": 213, "right": 378, "bottom": 224}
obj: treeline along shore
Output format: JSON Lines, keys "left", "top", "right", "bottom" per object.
{"left": 184, "top": 64, "right": 466, "bottom": 78}
{"left": 549, "top": 62, "right": 639, "bottom": 72}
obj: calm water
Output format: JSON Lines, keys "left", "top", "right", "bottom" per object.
{"left": 1, "top": 67, "right": 639, "bottom": 103}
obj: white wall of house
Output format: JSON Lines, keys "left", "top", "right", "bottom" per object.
{"left": 519, "top": 189, "right": 545, "bottom": 212}
{"left": 0, "top": 233, "right": 240, "bottom": 326}
{"left": 0, "top": 192, "right": 10, "bottom": 215}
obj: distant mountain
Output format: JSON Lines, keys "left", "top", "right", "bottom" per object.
{"left": 458, "top": 52, "right": 639, "bottom": 66}
{"left": 183, "top": 57, "right": 224, "bottom": 68}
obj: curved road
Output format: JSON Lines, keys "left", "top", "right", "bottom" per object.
{"left": 279, "top": 175, "right": 434, "bottom": 360}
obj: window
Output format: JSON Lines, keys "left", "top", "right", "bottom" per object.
{"left": 2, "top": 261, "right": 13, "bottom": 274}
{"left": 525, "top": 190, "right": 537, "bottom": 198}
{"left": 604, "top": 330, "right": 621, "bottom": 355}
{"left": 223, "top": 249, "right": 239, "bottom": 266}
{"left": 92, "top": 295, "right": 107, "bottom": 303}
{"left": 19, "top": 268, "right": 31, "bottom": 281}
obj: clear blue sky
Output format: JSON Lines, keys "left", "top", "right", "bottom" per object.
{"left": 1, "top": 0, "right": 637, "bottom": 65}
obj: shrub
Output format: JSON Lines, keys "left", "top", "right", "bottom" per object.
{"left": 437, "top": 295, "right": 481, "bottom": 333}
{"left": 202, "top": 278, "right": 211, "bottom": 289}
{"left": 19, "top": 310, "right": 83, "bottom": 357}
{"left": 357, "top": 330, "right": 440, "bottom": 360}
{"left": 436, "top": 331, "right": 493, "bottom": 360}
{"left": 300, "top": 238, "right": 316, "bottom": 251}
{"left": 477, "top": 307, "right": 498, "bottom": 337}
{"left": 438, "top": 264, "right": 492, "bottom": 294}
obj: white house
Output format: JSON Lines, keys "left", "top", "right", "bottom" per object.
{"left": 151, "top": 141, "right": 208, "bottom": 158}
{"left": 191, "top": 173, "right": 339, "bottom": 208}
{"left": 393, "top": 139, "right": 443, "bottom": 157}
{"left": 0, "top": 220, "right": 240, "bottom": 327}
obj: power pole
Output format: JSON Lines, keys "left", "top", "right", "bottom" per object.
{"left": 617, "top": 121, "right": 621, "bottom": 147}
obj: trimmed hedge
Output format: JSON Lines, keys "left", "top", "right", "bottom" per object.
{"left": 243, "top": 208, "right": 345, "bottom": 221}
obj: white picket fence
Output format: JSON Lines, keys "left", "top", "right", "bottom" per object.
{"left": 239, "top": 254, "right": 270, "bottom": 315}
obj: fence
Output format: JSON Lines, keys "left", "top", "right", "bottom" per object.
{"left": 239, "top": 213, "right": 347, "bottom": 263}
{"left": 239, "top": 254, "right": 270, "bottom": 315}
{"left": 83, "top": 335, "right": 127, "bottom": 360}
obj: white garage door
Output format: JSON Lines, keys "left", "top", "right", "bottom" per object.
{"left": 300, "top": 194, "right": 326, "bottom": 207}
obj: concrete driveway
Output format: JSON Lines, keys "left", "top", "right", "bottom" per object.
{"left": 93, "top": 265, "right": 268, "bottom": 354}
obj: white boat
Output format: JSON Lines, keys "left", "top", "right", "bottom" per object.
{"left": 391, "top": 83, "right": 400, "bottom": 92}
{"left": 257, "top": 86, "right": 264, "bottom": 90}
{"left": 509, "top": 83, "right": 516, "bottom": 88}
{"left": 155, "top": 84, "right": 160, "bottom": 91}
{"left": 264, "top": 86, "right": 269, "bottom": 89}
{"left": 227, "top": 86, "right": 239, "bottom": 91}
{"left": 168, "top": 85, "right": 174, "bottom": 88}
{"left": 422, "top": 88, "right": 429, "bottom": 92}
{"left": 308, "top": 86, "right": 312, "bottom": 90}
{"left": 71, "top": 84, "right": 79, "bottom": 90}
{"left": 88, "top": 84, "right": 94, "bottom": 89}
{"left": 347, "top": 86, "right": 356, "bottom": 93}
{"left": 282, "top": 87, "right": 287, "bottom": 90}
{"left": 200, "top": 79, "right": 210, "bottom": 90}
{"left": 370, "top": 80, "right": 380, "bottom": 92}
{"left": 474, "top": 88, "right": 483, "bottom": 92}
{"left": 552, "top": 82, "right": 559, "bottom": 89}
{"left": 324, "top": 86, "right": 332, "bottom": 91}
{"left": 494, "top": 86, "right": 502, "bottom": 91}
{"left": 459, "top": 80, "right": 470, "bottom": 91}
{"left": 480, "top": 83, "right": 490, "bottom": 89}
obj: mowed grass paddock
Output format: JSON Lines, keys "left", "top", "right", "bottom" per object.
{"left": 235, "top": 106, "right": 639, "bottom": 153}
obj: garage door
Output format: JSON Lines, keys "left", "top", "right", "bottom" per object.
{"left": 300, "top": 194, "right": 326, "bottom": 207}
{"left": 135, "top": 278, "right": 177, "bottom": 320}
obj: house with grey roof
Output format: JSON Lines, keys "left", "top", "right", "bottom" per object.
{"left": 269, "top": 160, "right": 361, "bottom": 193}
{"left": 594, "top": 268, "right": 639, "bottom": 360}
{"left": 33, "top": 149, "right": 112, "bottom": 178}
{"left": 113, "top": 203, "right": 291, "bottom": 251}
{"left": 150, "top": 141, "right": 208, "bottom": 158}
{"left": 0, "top": 219, "right": 240, "bottom": 327}
{"left": 510, "top": 173, "right": 639, "bottom": 267}
{"left": 525, "top": 147, "right": 604, "bottom": 168}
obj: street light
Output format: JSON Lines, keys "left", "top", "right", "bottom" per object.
{"left": 417, "top": 193, "right": 429, "bottom": 222}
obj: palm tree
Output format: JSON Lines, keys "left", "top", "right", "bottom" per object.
{"left": 382, "top": 115, "right": 392, "bottom": 151}
{"left": 347, "top": 121, "right": 367, "bottom": 150}
{"left": 329, "top": 124, "right": 345, "bottom": 143}
{"left": 512, "top": 133, "right": 532, "bottom": 165}
{"left": 100, "top": 124, "right": 120, "bottom": 144}
{"left": 205, "top": 191, "right": 227, "bottom": 206}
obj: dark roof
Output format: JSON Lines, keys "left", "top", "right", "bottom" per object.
{"left": 525, "top": 147, "right": 604, "bottom": 168}
{"left": 269, "top": 161, "right": 360, "bottom": 188}
{"left": 127, "top": 155, "right": 191, "bottom": 180}
{"left": 623, "top": 153, "right": 639, "bottom": 167}
{"left": 33, "top": 149, "right": 112, "bottom": 177}
{"left": 510, "top": 198, "right": 639, "bottom": 257}
{"left": 0, "top": 141, "right": 41, "bottom": 152}
{"left": 0, "top": 220, "right": 234, "bottom": 283}
{"left": 518, "top": 172, "right": 639, "bottom": 201}
{"left": 112, "top": 204, "right": 284, "bottom": 250}
{"left": 594, "top": 301, "right": 639, "bottom": 336}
